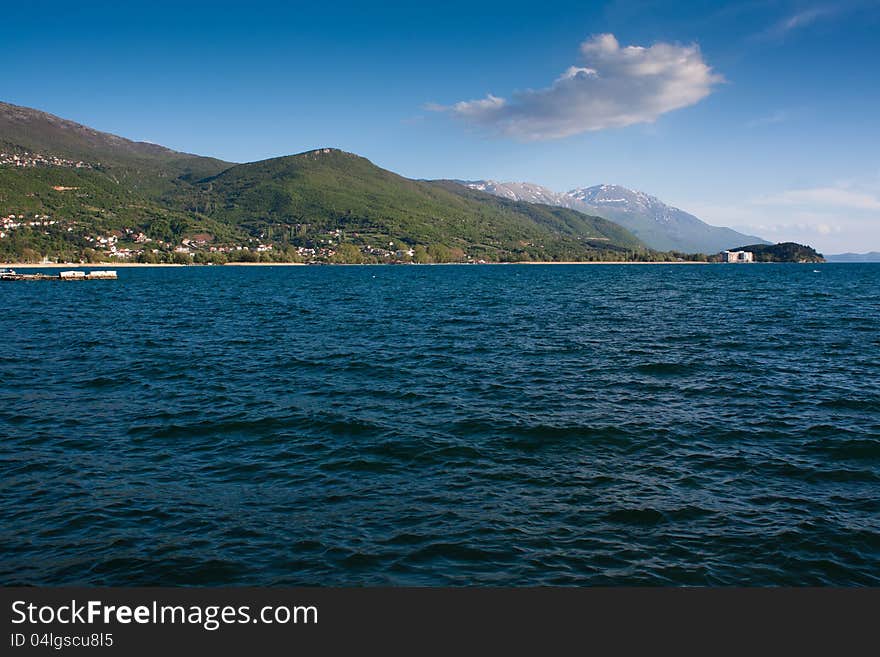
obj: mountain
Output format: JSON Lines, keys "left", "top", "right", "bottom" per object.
{"left": 728, "top": 242, "right": 825, "bottom": 263}
{"left": 185, "top": 149, "right": 645, "bottom": 262}
{"left": 0, "top": 102, "right": 650, "bottom": 263}
{"left": 0, "top": 101, "right": 230, "bottom": 186}
{"left": 565, "top": 185, "right": 768, "bottom": 253}
{"left": 458, "top": 180, "right": 570, "bottom": 207}
{"left": 0, "top": 102, "right": 242, "bottom": 261}
{"left": 825, "top": 252, "right": 880, "bottom": 263}
{"left": 460, "top": 181, "right": 768, "bottom": 253}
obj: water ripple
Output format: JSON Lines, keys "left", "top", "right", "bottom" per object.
{"left": 1, "top": 263, "right": 878, "bottom": 585}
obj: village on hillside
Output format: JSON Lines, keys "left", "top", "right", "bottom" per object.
{"left": 0, "top": 149, "right": 432, "bottom": 264}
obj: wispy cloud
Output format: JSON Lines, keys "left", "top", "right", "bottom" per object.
{"left": 746, "top": 110, "right": 788, "bottom": 128}
{"left": 769, "top": 5, "right": 835, "bottom": 38}
{"left": 428, "top": 33, "right": 722, "bottom": 141}
{"left": 757, "top": 1, "right": 879, "bottom": 42}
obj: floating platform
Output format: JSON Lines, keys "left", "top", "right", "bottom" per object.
{"left": 0, "top": 269, "right": 117, "bottom": 281}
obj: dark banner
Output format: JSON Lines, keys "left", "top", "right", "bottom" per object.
{"left": 2, "top": 588, "right": 876, "bottom": 654}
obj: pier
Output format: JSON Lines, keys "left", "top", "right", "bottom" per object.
{"left": 0, "top": 269, "right": 117, "bottom": 281}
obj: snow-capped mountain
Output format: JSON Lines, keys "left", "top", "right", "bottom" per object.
{"left": 460, "top": 181, "right": 768, "bottom": 253}
{"left": 459, "top": 180, "right": 570, "bottom": 207}
{"left": 567, "top": 184, "right": 676, "bottom": 219}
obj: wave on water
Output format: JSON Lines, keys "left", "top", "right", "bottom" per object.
{"left": 0, "top": 264, "right": 878, "bottom": 585}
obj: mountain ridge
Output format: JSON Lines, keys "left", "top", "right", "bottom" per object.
{"left": 0, "top": 103, "right": 664, "bottom": 263}
{"left": 183, "top": 147, "right": 646, "bottom": 260}
{"left": 459, "top": 179, "right": 768, "bottom": 253}
{"left": 0, "top": 101, "right": 230, "bottom": 184}
{"left": 825, "top": 252, "right": 880, "bottom": 263}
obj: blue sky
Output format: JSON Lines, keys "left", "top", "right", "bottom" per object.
{"left": 4, "top": 0, "right": 880, "bottom": 252}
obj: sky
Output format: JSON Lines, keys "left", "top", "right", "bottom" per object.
{"left": 3, "top": 0, "right": 880, "bottom": 252}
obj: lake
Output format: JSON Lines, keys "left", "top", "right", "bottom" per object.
{"left": 1, "top": 263, "right": 878, "bottom": 585}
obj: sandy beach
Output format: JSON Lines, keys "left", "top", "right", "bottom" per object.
{"left": 501, "top": 261, "right": 712, "bottom": 265}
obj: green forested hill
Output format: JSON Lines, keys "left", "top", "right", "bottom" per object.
{"left": 728, "top": 242, "right": 826, "bottom": 263}
{"left": 1, "top": 101, "right": 664, "bottom": 263}
{"left": 0, "top": 165, "right": 241, "bottom": 262}
{"left": 177, "top": 148, "right": 645, "bottom": 261}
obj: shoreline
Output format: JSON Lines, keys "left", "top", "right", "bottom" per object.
{"left": 3, "top": 260, "right": 715, "bottom": 268}
{"left": 497, "top": 261, "right": 711, "bottom": 265}
{"left": 3, "top": 261, "right": 306, "bottom": 268}
{"left": 3, "top": 259, "right": 832, "bottom": 268}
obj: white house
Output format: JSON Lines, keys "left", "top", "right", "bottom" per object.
{"left": 722, "top": 250, "right": 754, "bottom": 263}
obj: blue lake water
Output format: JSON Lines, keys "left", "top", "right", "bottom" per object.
{"left": 1, "top": 263, "right": 878, "bottom": 585}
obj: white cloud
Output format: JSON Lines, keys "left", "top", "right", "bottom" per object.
{"left": 757, "top": 1, "right": 879, "bottom": 42}
{"left": 429, "top": 33, "right": 722, "bottom": 141}
{"left": 774, "top": 6, "right": 833, "bottom": 35}
{"left": 755, "top": 6, "right": 832, "bottom": 43}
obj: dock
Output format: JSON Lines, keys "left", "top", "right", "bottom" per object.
{"left": 0, "top": 269, "right": 118, "bottom": 281}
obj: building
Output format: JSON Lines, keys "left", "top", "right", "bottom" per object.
{"left": 721, "top": 250, "right": 754, "bottom": 263}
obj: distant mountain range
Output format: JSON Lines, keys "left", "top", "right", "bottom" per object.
{"left": 1, "top": 100, "right": 786, "bottom": 264}
{"left": 825, "top": 252, "right": 880, "bottom": 263}
{"left": 1, "top": 101, "right": 657, "bottom": 263}
{"left": 459, "top": 180, "right": 767, "bottom": 254}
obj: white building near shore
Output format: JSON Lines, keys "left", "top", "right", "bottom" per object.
{"left": 722, "top": 250, "right": 754, "bottom": 263}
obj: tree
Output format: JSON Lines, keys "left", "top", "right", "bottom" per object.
{"left": 448, "top": 247, "right": 466, "bottom": 262}
{"left": 86, "top": 249, "right": 104, "bottom": 263}
{"left": 427, "top": 244, "right": 452, "bottom": 263}
{"left": 279, "top": 246, "right": 302, "bottom": 263}
{"left": 331, "top": 243, "right": 364, "bottom": 264}
{"left": 231, "top": 249, "right": 259, "bottom": 262}
{"left": 20, "top": 248, "right": 41, "bottom": 263}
